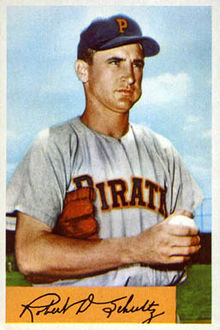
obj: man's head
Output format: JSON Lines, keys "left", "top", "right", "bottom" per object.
{"left": 75, "top": 15, "right": 159, "bottom": 116}
{"left": 77, "top": 14, "right": 160, "bottom": 62}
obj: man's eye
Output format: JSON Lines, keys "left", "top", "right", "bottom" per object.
{"left": 108, "top": 60, "right": 120, "bottom": 65}
{"left": 134, "top": 61, "right": 144, "bottom": 68}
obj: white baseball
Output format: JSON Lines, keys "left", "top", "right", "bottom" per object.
{"left": 168, "top": 215, "right": 197, "bottom": 229}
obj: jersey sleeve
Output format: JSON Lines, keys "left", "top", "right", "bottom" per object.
{"left": 6, "top": 127, "right": 76, "bottom": 228}
{"left": 144, "top": 126, "right": 203, "bottom": 217}
{"left": 166, "top": 144, "right": 203, "bottom": 216}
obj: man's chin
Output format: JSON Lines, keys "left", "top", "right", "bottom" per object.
{"left": 117, "top": 99, "right": 139, "bottom": 112}
{"left": 116, "top": 103, "right": 134, "bottom": 113}
{"left": 119, "top": 93, "right": 141, "bottom": 105}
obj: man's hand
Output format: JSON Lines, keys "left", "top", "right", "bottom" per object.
{"left": 130, "top": 210, "right": 201, "bottom": 265}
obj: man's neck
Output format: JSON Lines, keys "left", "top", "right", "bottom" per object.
{"left": 80, "top": 107, "right": 130, "bottom": 139}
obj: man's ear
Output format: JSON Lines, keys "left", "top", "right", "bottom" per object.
{"left": 74, "top": 60, "right": 89, "bottom": 83}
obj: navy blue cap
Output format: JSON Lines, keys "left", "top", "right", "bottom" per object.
{"left": 77, "top": 14, "right": 160, "bottom": 59}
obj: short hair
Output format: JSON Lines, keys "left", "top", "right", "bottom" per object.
{"left": 80, "top": 48, "right": 96, "bottom": 65}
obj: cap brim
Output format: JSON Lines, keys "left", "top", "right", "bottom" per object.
{"left": 99, "top": 35, "right": 160, "bottom": 57}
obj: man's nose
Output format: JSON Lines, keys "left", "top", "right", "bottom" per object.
{"left": 122, "top": 64, "right": 135, "bottom": 84}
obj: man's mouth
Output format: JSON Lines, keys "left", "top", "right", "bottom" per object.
{"left": 117, "top": 89, "right": 134, "bottom": 95}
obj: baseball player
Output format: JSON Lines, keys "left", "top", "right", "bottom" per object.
{"left": 7, "top": 14, "right": 202, "bottom": 287}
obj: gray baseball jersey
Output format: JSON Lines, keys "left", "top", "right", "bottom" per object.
{"left": 7, "top": 116, "right": 203, "bottom": 286}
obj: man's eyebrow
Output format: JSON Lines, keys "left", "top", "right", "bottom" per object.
{"left": 105, "top": 57, "right": 144, "bottom": 65}
{"left": 105, "top": 56, "right": 125, "bottom": 62}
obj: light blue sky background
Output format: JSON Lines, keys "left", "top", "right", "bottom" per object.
{"left": 7, "top": 5, "right": 212, "bottom": 231}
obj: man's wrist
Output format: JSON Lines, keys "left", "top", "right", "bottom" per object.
{"left": 117, "top": 235, "right": 139, "bottom": 266}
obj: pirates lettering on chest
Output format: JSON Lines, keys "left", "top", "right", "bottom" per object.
{"left": 72, "top": 174, "right": 167, "bottom": 218}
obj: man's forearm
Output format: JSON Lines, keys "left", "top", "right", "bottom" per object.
{"left": 15, "top": 211, "right": 200, "bottom": 281}
{"left": 15, "top": 212, "right": 134, "bottom": 279}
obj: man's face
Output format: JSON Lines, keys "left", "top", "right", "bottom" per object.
{"left": 85, "top": 43, "right": 144, "bottom": 115}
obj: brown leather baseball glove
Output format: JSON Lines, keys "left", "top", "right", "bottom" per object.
{"left": 25, "top": 186, "right": 99, "bottom": 284}
{"left": 53, "top": 186, "right": 99, "bottom": 239}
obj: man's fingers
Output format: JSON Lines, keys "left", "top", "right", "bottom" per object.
{"left": 167, "top": 255, "right": 191, "bottom": 264}
{"left": 168, "top": 223, "right": 199, "bottom": 236}
{"left": 170, "top": 235, "right": 200, "bottom": 247}
{"left": 170, "top": 244, "right": 201, "bottom": 256}
{"left": 162, "top": 244, "right": 201, "bottom": 264}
